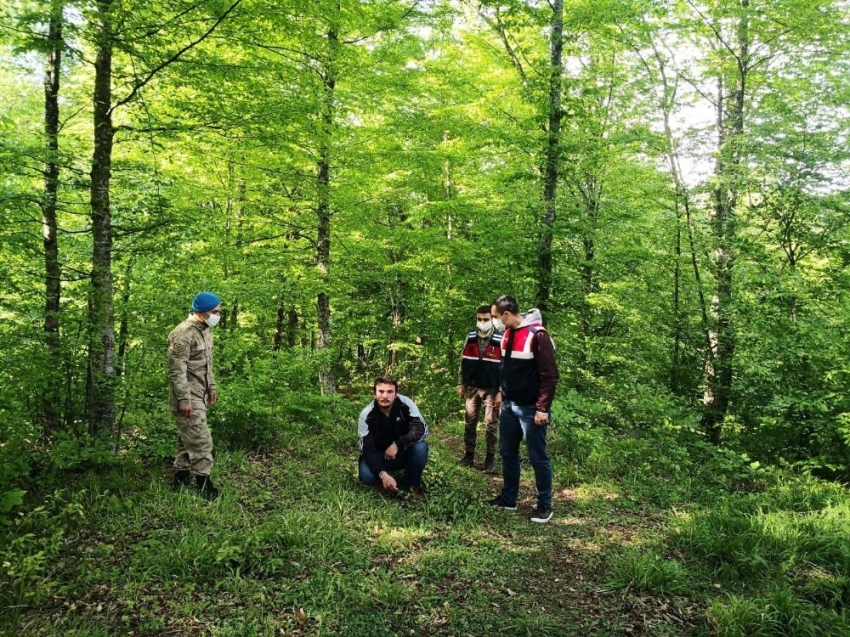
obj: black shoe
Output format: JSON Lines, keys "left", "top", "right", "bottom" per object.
{"left": 458, "top": 452, "right": 474, "bottom": 467}
{"left": 172, "top": 470, "right": 191, "bottom": 491}
{"left": 196, "top": 475, "right": 219, "bottom": 500}
{"left": 488, "top": 495, "right": 517, "bottom": 511}
{"left": 530, "top": 506, "right": 553, "bottom": 524}
{"left": 484, "top": 454, "right": 495, "bottom": 472}
{"left": 407, "top": 485, "right": 426, "bottom": 502}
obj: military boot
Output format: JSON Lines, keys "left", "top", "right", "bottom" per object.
{"left": 458, "top": 452, "right": 474, "bottom": 467}
{"left": 172, "top": 469, "right": 191, "bottom": 491}
{"left": 484, "top": 453, "right": 496, "bottom": 473}
{"left": 196, "top": 475, "right": 219, "bottom": 500}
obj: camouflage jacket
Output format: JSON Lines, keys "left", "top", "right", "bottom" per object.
{"left": 167, "top": 315, "right": 216, "bottom": 410}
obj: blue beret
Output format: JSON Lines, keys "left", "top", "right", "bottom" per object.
{"left": 192, "top": 292, "right": 221, "bottom": 313}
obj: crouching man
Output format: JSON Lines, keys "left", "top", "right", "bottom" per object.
{"left": 358, "top": 377, "right": 429, "bottom": 501}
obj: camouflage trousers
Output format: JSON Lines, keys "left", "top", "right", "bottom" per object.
{"left": 464, "top": 387, "right": 499, "bottom": 455}
{"left": 172, "top": 405, "right": 214, "bottom": 476}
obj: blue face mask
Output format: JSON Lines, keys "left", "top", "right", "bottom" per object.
{"left": 205, "top": 313, "right": 221, "bottom": 327}
{"left": 477, "top": 320, "right": 493, "bottom": 332}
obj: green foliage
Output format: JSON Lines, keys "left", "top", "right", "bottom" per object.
{"left": 0, "top": 488, "right": 89, "bottom": 610}
{"left": 0, "top": 489, "right": 25, "bottom": 522}
{"left": 419, "top": 450, "right": 488, "bottom": 523}
{"left": 44, "top": 431, "right": 119, "bottom": 471}
{"left": 606, "top": 549, "right": 690, "bottom": 595}
{"left": 0, "top": 450, "right": 29, "bottom": 525}
{"left": 707, "top": 587, "right": 850, "bottom": 637}
{"left": 211, "top": 353, "right": 344, "bottom": 451}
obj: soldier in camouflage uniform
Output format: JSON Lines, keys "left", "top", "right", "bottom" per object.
{"left": 168, "top": 291, "right": 221, "bottom": 499}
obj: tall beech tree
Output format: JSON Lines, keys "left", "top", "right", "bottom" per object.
{"left": 699, "top": 1, "right": 750, "bottom": 444}
{"left": 84, "top": 0, "right": 242, "bottom": 437}
{"left": 41, "top": 0, "right": 64, "bottom": 434}
{"left": 536, "top": 0, "right": 564, "bottom": 311}
{"left": 315, "top": 13, "right": 338, "bottom": 393}
{"left": 87, "top": 0, "right": 116, "bottom": 437}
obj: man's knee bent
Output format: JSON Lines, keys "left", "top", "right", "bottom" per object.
{"left": 358, "top": 459, "right": 379, "bottom": 485}
{"left": 409, "top": 440, "right": 429, "bottom": 464}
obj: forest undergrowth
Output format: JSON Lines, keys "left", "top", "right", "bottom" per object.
{"left": 2, "top": 398, "right": 850, "bottom": 637}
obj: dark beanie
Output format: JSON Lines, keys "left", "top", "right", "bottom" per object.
{"left": 192, "top": 292, "right": 221, "bottom": 313}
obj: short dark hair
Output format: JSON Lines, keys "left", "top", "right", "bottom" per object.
{"left": 493, "top": 295, "right": 519, "bottom": 314}
{"left": 477, "top": 305, "right": 491, "bottom": 315}
{"left": 373, "top": 376, "right": 399, "bottom": 392}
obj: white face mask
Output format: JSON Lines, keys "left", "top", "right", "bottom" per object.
{"left": 477, "top": 320, "right": 492, "bottom": 332}
{"left": 205, "top": 313, "right": 221, "bottom": 327}
{"left": 492, "top": 317, "right": 504, "bottom": 331}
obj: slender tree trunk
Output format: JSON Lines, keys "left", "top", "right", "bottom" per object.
{"left": 227, "top": 173, "right": 245, "bottom": 332}
{"left": 671, "top": 211, "right": 682, "bottom": 393}
{"left": 443, "top": 131, "right": 453, "bottom": 241}
{"left": 288, "top": 308, "right": 299, "bottom": 348}
{"left": 85, "top": 2, "right": 242, "bottom": 428}
{"left": 315, "top": 21, "right": 338, "bottom": 394}
{"left": 536, "top": 0, "right": 565, "bottom": 312}
{"left": 388, "top": 279, "right": 403, "bottom": 370}
{"left": 702, "top": 2, "right": 749, "bottom": 444}
{"left": 88, "top": 0, "right": 116, "bottom": 439}
{"left": 117, "top": 258, "right": 132, "bottom": 374}
{"left": 579, "top": 176, "right": 599, "bottom": 351}
{"left": 635, "top": 38, "right": 712, "bottom": 398}
{"left": 41, "top": 1, "right": 63, "bottom": 435}
{"left": 663, "top": 108, "right": 712, "bottom": 377}
{"left": 274, "top": 299, "right": 285, "bottom": 352}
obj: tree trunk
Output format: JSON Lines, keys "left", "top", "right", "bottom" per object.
{"left": 671, "top": 212, "right": 682, "bottom": 393}
{"left": 117, "top": 258, "right": 132, "bottom": 374}
{"left": 88, "top": 0, "right": 116, "bottom": 439}
{"left": 315, "top": 22, "right": 338, "bottom": 394}
{"left": 579, "top": 176, "right": 599, "bottom": 357}
{"left": 288, "top": 308, "right": 298, "bottom": 348}
{"left": 636, "top": 38, "right": 712, "bottom": 398}
{"left": 536, "top": 0, "right": 565, "bottom": 312}
{"left": 388, "top": 279, "right": 403, "bottom": 370}
{"left": 443, "top": 131, "right": 453, "bottom": 241}
{"left": 274, "top": 299, "right": 285, "bottom": 351}
{"left": 41, "top": 0, "right": 63, "bottom": 435}
{"left": 702, "top": 2, "right": 749, "bottom": 444}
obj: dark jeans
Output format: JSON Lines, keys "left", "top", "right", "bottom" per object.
{"left": 499, "top": 400, "right": 552, "bottom": 509}
{"left": 359, "top": 440, "right": 429, "bottom": 489}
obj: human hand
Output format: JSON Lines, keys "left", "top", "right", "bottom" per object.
{"left": 384, "top": 442, "right": 399, "bottom": 460}
{"left": 179, "top": 403, "right": 194, "bottom": 417}
{"left": 534, "top": 411, "right": 549, "bottom": 426}
{"left": 494, "top": 393, "right": 502, "bottom": 408}
{"left": 457, "top": 385, "right": 465, "bottom": 399}
{"left": 208, "top": 391, "right": 217, "bottom": 406}
{"left": 380, "top": 472, "right": 398, "bottom": 493}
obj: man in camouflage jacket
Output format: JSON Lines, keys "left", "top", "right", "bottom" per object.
{"left": 168, "top": 291, "right": 222, "bottom": 499}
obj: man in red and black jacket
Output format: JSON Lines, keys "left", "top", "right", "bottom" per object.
{"left": 457, "top": 305, "right": 503, "bottom": 472}
{"left": 488, "top": 295, "right": 559, "bottom": 523}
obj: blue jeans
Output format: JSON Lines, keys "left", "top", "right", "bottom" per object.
{"left": 359, "top": 440, "right": 429, "bottom": 489}
{"left": 499, "top": 400, "right": 552, "bottom": 509}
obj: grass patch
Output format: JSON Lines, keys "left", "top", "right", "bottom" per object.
{"left": 4, "top": 410, "right": 850, "bottom": 635}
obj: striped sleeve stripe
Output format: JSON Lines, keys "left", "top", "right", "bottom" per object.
{"left": 357, "top": 402, "right": 374, "bottom": 450}
{"left": 399, "top": 395, "right": 428, "bottom": 441}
